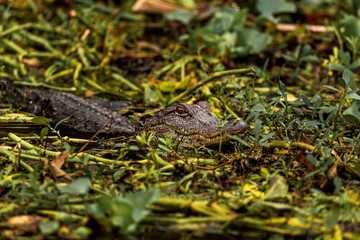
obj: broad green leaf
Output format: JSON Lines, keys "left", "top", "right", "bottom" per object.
{"left": 256, "top": 0, "right": 296, "bottom": 22}
{"left": 343, "top": 100, "right": 360, "bottom": 126}
{"left": 323, "top": 85, "right": 340, "bottom": 92}
{"left": 109, "top": 199, "right": 134, "bottom": 229}
{"left": 39, "top": 220, "right": 59, "bottom": 235}
{"left": 158, "top": 81, "right": 175, "bottom": 93}
{"left": 301, "top": 44, "right": 311, "bottom": 56}
{"left": 143, "top": 84, "right": 160, "bottom": 105}
{"left": 312, "top": 94, "right": 322, "bottom": 108}
{"left": 300, "top": 55, "right": 319, "bottom": 63}
{"left": 339, "top": 50, "right": 351, "bottom": 66}
{"left": 349, "top": 58, "right": 360, "bottom": 69}
{"left": 338, "top": 77, "right": 347, "bottom": 89}
{"left": 57, "top": 178, "right": 92, "bottom": 195}
{"left": 345, "top": 92, "right": 360, "bottom": 100}
{"left": 136, "top": 135, "right": 148, "bottom": 145}
{"left": 354, "top": 164, "right": 360, "bottom": 176}
{"left": 31, "top": 116, "right": 52, "bottom": 126}
{"left": 163, "top": 9, "right": 195, "bottom": 24}
{"left": 294, "top": 45, "right": 301, "bottom": 60}
{"left": 259, "top": 132, "right": 275, "bottom": 145}
{"left": 281, "top": 54, "right": 296, "bottom": 63}
{"left": 300, "top": 93, "right": 311, "bottom": 107}
{"left": 342, "top": 69, "right": 351, "bottom": 86}
{"left": 336, "top": 15, "right": 360, "bottom": 39}
{"left": 206, "top": 6, "right": 238, "bottom": 35}
{"left": 324, "top": 207, "right": 341, "bottom": 230}
{"left": 264, "top": 175, "right": 289, "bottom": 200}
{"left": 238, "top": 28, "right": 272, "bottom": 54}
{"left": 327, "top": 63, "right": 345, "bottom": 71}
{"left": 127, "top": 188, "right": 161, "bottom": 222}
{"left": 40, "top": 127, "right": 49, "bottom": 142}
{"left": 245, "top": 88, "right": 255, "bottom": 101}
{"left": 71, "top": 226, "right": 93, "bottom": 239}
{"left": 306, "top": 154, "right": 317, "bottom": 166}
{"left": 227, "top": 134, "right": 251, "bottom": 147}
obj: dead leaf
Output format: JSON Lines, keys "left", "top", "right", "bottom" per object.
{"left": 43, "top": 152, "right": 72, "bottom": 180}
{"left": 19, "top": 56, "right": 43, "bottom": 66}
{"left": 132, "top": 0, "right": 189, "bottom": 14}
{"left": 264, "top": 175, "right": 289, "bottom": 200}
{"left": 52, "top": 152, "right": 69, "bottom": 169}
{"left": 1, "top": 215, "right": 42, "bottom": 232}
{"left": 137, "top": 41, "right": 162, "bottom": 53}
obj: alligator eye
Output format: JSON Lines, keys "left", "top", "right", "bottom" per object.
{"left": 176, "top": 106, "right": 189, "bottom": 116}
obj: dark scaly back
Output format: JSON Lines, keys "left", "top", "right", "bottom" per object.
{"left": 0, "top": 77, "right": 44, "bottom": 115}
{"left": 0, "top": 77, "right": 136, "bottom": 136}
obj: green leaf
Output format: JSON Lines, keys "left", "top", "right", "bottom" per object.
{"left": 312, "top": 94, "right": 322, "bottom": 108}
{"left": 57, "top": 178, "right": 92, "bottom": 195}
{"left": 227, "top": 134, "right": 251, "bottom": 147}
{"left": 338, "top": 77, "right": 347, "bottom": 89}
{"left": 40, "top": 127, "right": 49, "bottom": 142}
{"left": 300, "top": 55, "right": 319, "bottom": 63}
{"left": 127, "top": 188, "right": 161, "bottom": 222}
{"left": 31, "top": 116, "right": 52, "bottom": 126}
{"left": 39, "top": 220, "right": 60, "bottom": 235}
{"left": 336, "top": 15, "right": 360, "bottom": 39}
{"left": 306, "top": 154, "right": 317, "bottom": 166}
{"left": 279, "top": 80, "right": 287, "bottom": 97}
{"left": 163, "top": 9, "right": 195, "bottom": 24}
{"left": 339, "top": 50, "right": 351, "bottom": 66}
{"left": 294, "top": 45, "right": 301, "bottom": 60}
{"left": 256, "top": 0, "right": 296, "bottom": 22}
{"left": 281, "top": 54, "right": 296, "bottom": 63}
{"left": 206, "top": 6, "right": 238, "bottom": 35}
{"left": 345, "top": 92, "right": 360, "bottom": 100}
{"left": 254, "top": 119, "right": 262, "bottom": 142}
{"left": 300, "top": 93, "right": 311, "bottom": 107}
{"left": 327, "top": 63, "right": 346, "bottom": 71}
{"left": 323, "top": 85, "right": 340, "bottom": 92}
{"left": 143, "top": 84, "right": 160, "bottom": 105}
{"left": 71, "top": 226, "right": 93, "bottom": 239}
{"left": 349, "top": 58, "right": 360, "bottom": 69}
{"left": 158, "top": 81, "right": 176, "bottom": 93}
{"left": 259, "top": 132, "right": 275, "bottom": 145}
{"left": 54, "top": 115, "right": 71, "bottom": 130}
{"left": 324, "top": 207, "right": 341, "bottom": 230}
{"left": 238, "top": 28, "right": 272, "bottom": 54}
{"left": 342, "top": 69, "right": 351, "bottom": 86}
{"left": 343, "top": 100, "right": 360, "bottom": 126}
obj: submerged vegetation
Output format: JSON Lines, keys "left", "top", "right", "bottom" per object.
{"left": 1, "top": 0, "right": 360, "bottom": 239}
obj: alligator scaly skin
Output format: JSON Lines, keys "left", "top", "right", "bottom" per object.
{"left": 0, "top": 78, "right": 135, "bottom": 136}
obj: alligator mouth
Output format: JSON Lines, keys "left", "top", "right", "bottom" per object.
{"left": 175, "top": 118, "right": 250, "bottom": 147}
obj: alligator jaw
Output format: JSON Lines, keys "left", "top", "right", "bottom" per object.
{"left": 142, "top": 101, "right": 250, "bottom": 147}
{"left": 176, "top": 118, "right": 250, "bottom": 147}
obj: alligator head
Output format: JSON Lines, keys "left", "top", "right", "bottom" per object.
{"left": 141, "top": 101, "right": 249, "bottom": 147}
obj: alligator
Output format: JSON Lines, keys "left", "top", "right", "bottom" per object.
{"left": 0, "top": 78, "right": 249, "bottom": 147}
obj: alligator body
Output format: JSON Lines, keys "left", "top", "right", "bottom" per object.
{"left": 0, "top": 78, "right": 135, "bottom": 136}
{"left": 1, "top": 78, "right": 249, "bottom": 146}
